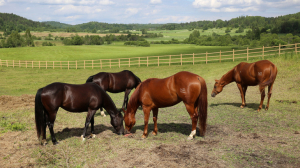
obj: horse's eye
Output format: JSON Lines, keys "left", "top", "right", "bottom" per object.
{"left": 214, "top": 86, "right": 216, "bottom": 89}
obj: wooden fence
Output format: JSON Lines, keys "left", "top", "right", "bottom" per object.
{"left": 0, "top": 43, "right": 299, "bottom": 69}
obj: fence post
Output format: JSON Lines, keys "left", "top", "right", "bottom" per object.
{"left": 92, "top": 60, "right": 94, "bottom": 69}
{"left": 193, "top": 53, "right": 194, "bottom": 65}
{"left": 247, "top": 47, "right": 249, "bottom": 61}
{"left": 206, "top": 52, "right": 208, "bottom": 64}
{"left": 32, "top": 61, "right": 33, "bottom": 68}
{"left": 68, "top": 61, "right": 69, "bottom": 70}
{"left": 263, "top": 46, "right": 264, "bottom": 59}
{"left": 279, "top": 44, "right": 281, "bottom": 57}
{"left": 129, "top": 58, "right": 130, "bottom": 67}
{"left": 53, "top": 61, "right": 54, "bottom": 69}
{"left": 147, "top": 57, "right": 148, "bottom": 67}
{"left": 39, "top": 61, "right": 40, "bottom": 69}
{"left": 181, "top": 54, "right": 182, "bottom": 66}
{"left": 158, "top": 57, "right": 159, "bottom": 67}
{"left": 295, "top": 43, "right": 297, "bottom": 54}
{"left": 110, "top": 59, "right": 111, "bottom": 68}
{"left": 138, "top": 57, "right": 140, "bottom": 67}
{"left": 219, "top": 50, "right": 221, "bottom": 63}
{"left": 233, "top": 49, "right": 235, "bottom": 62}
{"left": 169, "top": 55, "right": 171, "bottom": 66}
{"left": 13, "top": 60, "right": 14, "bottom": 68}
{"left": 84, "top": 60, "right": 86, "bottom": 69}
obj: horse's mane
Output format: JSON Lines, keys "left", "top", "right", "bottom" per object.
{"left": 127, "top": 82, "right": 141, "bottom": 113}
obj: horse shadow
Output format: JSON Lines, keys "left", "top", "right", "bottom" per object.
{"left": 131, "top": 123, "right": 194, "bottom": 136}
{"left": 210, "top": 102, "right": 260, "bottom": 111}
{"left": 53, "top": 124, "right": 116, "bottom": 141}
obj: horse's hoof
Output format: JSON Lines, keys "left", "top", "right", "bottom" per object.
{"left": 100, "top": 111, "right": 106, "bottom": 117}
{"left": 81, "top": 135, "right": 86, "bottom": 142}
{"left": 265, "top": 108, "right": 269, "bottom": 111}
{"left": 141, "top": 135, "right": 147, "bottom": 139}
{"left": 240, "top": 105, "right": 244, "bottom": 108}
{"left": 257, "top": 109, "right": 261, "bottom": 112}
{"left": 53, "top": 141, "right": 59, "bottom": 145}
{"left": 187, "top": 136, "right": 193, "bottom": 140}
{"left": 41, "top": 139, "right": 47, "bottom": 146}
{"left": 152, "top": 131, "right": 157, "bottom": 136}
{"left": 91, "top": 134, "right": 96, "bottom": 138}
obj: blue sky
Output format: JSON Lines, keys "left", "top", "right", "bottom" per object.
{"left": 0, "top": 0, "right": 300, "bottom": 25}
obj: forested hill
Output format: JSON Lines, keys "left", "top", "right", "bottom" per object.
{"left": 42, "top": 21, "right": 72, "bottom": 28}
{"left": 0, "top": 13, "right": 51, "bottom": 33}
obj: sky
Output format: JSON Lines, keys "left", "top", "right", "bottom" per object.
{"left": 0, "top": 0, "right": 300, "bottom": 25}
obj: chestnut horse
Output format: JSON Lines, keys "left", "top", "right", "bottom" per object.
{"left": 123, "top": 71, "right": 207, "bottom": 140}
{"left": 211, "top": 60, "right": 277, "bottom": 111}
{"left": 86, "top": 70, "right": 141, "bottom": 116}
{"left": 35, "top": 82, "right": 124, "bottom": 145}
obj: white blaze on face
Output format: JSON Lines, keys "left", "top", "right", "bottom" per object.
{"left": 180, "top": 88, "right": 186, "bottom": 93}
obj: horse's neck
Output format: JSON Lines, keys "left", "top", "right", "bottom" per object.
{"left": 102, "top": 94, "right": 118, "bottom": 115}
{"left": 221, "top": 68, "right": 235, "bottom": 85}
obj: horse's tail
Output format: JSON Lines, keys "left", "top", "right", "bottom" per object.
{"left": 86, "top": 75, "right": 94, "bottom": 83}
{"left": 261, "top": 64, "right": 277, "bottom": 87}
{"left": 197, "top": 77, "right": 208, "bottom": 137}
{"left": 35, "top": 88, "right": 45, "bottom": 140}
{"left": 133, "top": 74, "right": 142, "bottom": 87}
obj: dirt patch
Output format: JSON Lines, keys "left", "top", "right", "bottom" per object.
{"left": 0, "top": 95, "right": 35, "bottom": 111}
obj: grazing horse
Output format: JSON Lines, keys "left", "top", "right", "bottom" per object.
{"left": 211, "top": 60, "right": 277, "bottom": 111}
{"left": 123, "top": 71, "right": 207, "bottom": 140}
{"left": 35, "top": 82, "right": 124, "bottom": 145}
{"left": 86, "top": 70, "right": 141, "bottom": 116}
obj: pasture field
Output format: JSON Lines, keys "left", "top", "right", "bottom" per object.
{"left": 0, "top": 56, "right": 300, "bottom": 167}
{"left": 0, "top": 44, "right": 233, "bottom": 61}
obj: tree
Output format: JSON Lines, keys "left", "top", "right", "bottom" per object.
{"left": 24, "top": 29, "right": 34, "bottom": 47}
{"left": 141, "top": 29, "right": 147, "bottom": 34}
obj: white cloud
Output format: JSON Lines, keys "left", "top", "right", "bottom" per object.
{"left": 125, "top": 8, "right": 140, "bottom": 16}
{"left": 54, "top": 5, "right": 103, "bottom": 15}
{"left": 26, "top": 7, "right": 30, "bottom": 10}
{"left": 99, "top": 0, "right": 114, "bottom": 5}
{"left": 152, "top": 16, "right": 198, "bottom": 23}
{"left": 0, "top": 0, "right": 5, "bottom": 6}
{"left": 6, "top": 0, "right": 114, "bottom": 5}
{"left": 150, "top": 0, "right": 162, "bottom": 4}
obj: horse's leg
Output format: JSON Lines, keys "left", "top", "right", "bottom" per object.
{"left": 122, "top": 89, "right": 132, "bottom": 109}
{"left": 90, "top": 116, "right": 96, "bottom": 138}
{"left": 152, "top": 108, "right": 158, "bottom": 136}
{"left": 258, "top": 86, "right": 266, "bottom": 112}
{"left": 237, "top": 83, "right": 246, "bottom": 108}
{"left": 81, "top": 109, "right": 97, "bottom": 141}
{"left": 100, "top": 107, "right": 106, "bottom": 117}
{"left": 41, "top": 113, "right": 48, "bottom": 145}
{"left": 265, "top": 83, "right": 274, "bottom": 111}
{"left": 142, "top": 106, "right": 151, "bottom": 139}
{"left": 46, "top": 111, "right": 58, "bottom": 145}
{"left": 184, "top": 103, "right": 198, "bottom": 140}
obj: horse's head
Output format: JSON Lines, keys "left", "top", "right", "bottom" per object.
{"left": 211, "top": 79, "right": 225, "bottom": 97}
{"left": 110, "top": 110, "right": 124, "bottom": 135}
{"left": 122, "top": 108, "right": 136, "bottom": 135}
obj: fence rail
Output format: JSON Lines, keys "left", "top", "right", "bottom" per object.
{"left": 0, "top": 43, "right": 299, "bottom": 69}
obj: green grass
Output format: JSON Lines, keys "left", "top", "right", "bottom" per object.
{"left": 0, "top": 55, "right": 299, "bottom": 167}
{"left": 0, "top": 44, "right": 233, "bottom": 61}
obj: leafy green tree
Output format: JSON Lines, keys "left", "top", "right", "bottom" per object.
{"left": 24, "top": 29, "right": 34, "bottom": 47}
{"left": 141, "top": 29, "right": 147, "bottom": 34}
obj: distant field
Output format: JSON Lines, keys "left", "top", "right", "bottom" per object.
{"left": 19, "top": 31, "right": 125, "bottom": 38}
{"left": 0, "top": 44, "right": 233, "bottom": 61}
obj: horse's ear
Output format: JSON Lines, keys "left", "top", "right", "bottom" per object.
{"left": 215, "top": 79, "right": 219, "bottom": 83}
{"left": 121, "top": 108, "right": 126, "bottom": 113}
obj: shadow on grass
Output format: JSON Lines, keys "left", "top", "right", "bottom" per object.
{"left": 210, "top": 102, "right": 260, "bottom": 111}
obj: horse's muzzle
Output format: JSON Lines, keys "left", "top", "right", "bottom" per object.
{"left": 211, "top": 92, "right": 216, "bottom": 97}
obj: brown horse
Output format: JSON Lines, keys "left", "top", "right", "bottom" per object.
{"left": 35, "top": 82, "right": 124, "bottom": 145}
{"left": 86, "top": 70, "right": 141, "bottom": 116}
{"left": 211, "top": 60, "right": 277, "bottom": 111}
{"left": 123, "top": 71, "right": 207, "bottom": 140}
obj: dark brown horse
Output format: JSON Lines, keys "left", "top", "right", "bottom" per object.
{"left": 35, "top": 82, "right": 124, "bottom": 145}
{"left": 123, "top": 71, "right": 207, "bottom": 140}
{"left": 86, "top": 70, "right": 141, "bottom": 116}
{"left": 211, "top": 60, "right": 277, "bottom": 111}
